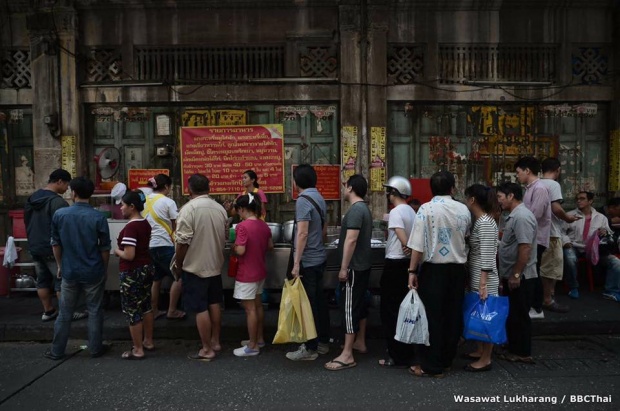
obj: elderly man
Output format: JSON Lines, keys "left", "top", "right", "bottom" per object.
{"left": 496, "top": 182, "right": 537, "bottom": 364}
{"left": 407, "top": 171, "right": 471, "bottom": 378}
{"left": 562, "top": 192, "right": 611, "bottom": 299}
{"left": 172, "top": 174, "right": 227, "bottom": 361}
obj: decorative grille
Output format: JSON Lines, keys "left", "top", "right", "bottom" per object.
{"left": 86, "top": 48, "right": 123, "bottom": 82}
{"left": 387, "top": 44, "right": 425, "bottom": 85}
{"left": 438, "top": 44, "right": 558, "bottom": 84}
{"left": 572, "top": 47, "right": 609, "bottom": 85}
{"left": 1, "top": 49, "right": 32, "bottom": 89}
{"left": 134, "top": 45, "right": 285, "bottom": 82}
{"left": 299, "top": 45, "right": 338, "bottom": 78}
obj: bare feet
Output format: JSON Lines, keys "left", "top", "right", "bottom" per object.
{"left": 154, "top": 310, "right": 166, "bottom": 320}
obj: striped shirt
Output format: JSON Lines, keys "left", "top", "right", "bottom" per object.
{"left": 467, "top": 214, "right": 499, "bottom": 294}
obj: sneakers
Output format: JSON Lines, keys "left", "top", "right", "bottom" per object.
{"left": 234, "top": 346, "right": 260, "bottom": 357}
{"left": 568, "top": 289, "right": 580, "bottom": 299}
{"left": 528, "top": 308, "right": 545, "bottom": 320}
{"left": 241, "top": 340, "right": 266, "bottom": 349}
{"left": 43, "top": 349, "right": 64, "bottom": 361}
{"left": 286, "top": 344, "right": 318, "bottom": 361}
{"left": 41, "top": 309, "right": 58, "bottom": 322}
{"left": 317, "top": 342, "right": 330, "bottom": 355}
{"left": 542, "top": 301, "right": 569, "bottom": 313}
{"left": 602, "top": 292, "right": 620, "bottom": 302}
{"left": 72, "top": 311, "right": 88, "bottom": 321}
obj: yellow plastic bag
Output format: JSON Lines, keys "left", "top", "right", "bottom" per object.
{"left": 272, "top": 278, "right": 317, "bottom": 344}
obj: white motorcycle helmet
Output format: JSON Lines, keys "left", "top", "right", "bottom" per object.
{"left": 383, "top": 176, "right": 412, "bottom": 198}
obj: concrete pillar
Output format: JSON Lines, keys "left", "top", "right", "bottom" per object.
{"left": 609, "top": 7, "right": 620, "bottom": 196}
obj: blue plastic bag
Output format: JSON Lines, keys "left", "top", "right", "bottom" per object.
{"left": 462, "top": 292, "right": 509, "bottom": 344}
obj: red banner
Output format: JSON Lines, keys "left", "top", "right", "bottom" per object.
{"left": 180, "top": 125, "right": 285, "bottom": 195}
{"left": 127, "top": 169, "right": 170, "bottom": 190}
{"left": 292, "top": 164, "right": 341, "bottom": 200}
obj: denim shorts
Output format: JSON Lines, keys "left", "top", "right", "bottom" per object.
{"left": 182, "top": 272, "right": 223, "bottom": 313}
{"left": 150, "top": 246, "right": 175, "bottom": 281}
{"left": 33, "top": 255, "right": 61, "bottom": 292}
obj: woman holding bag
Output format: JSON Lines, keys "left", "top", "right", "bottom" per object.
{"left": 463, "top": 184, "right": 500, "bottom": 372}
{"left": 231, "top": 194, "right": 273, "bottom": 357}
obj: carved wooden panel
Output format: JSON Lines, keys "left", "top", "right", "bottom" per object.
{"left": 387, "top": 44, "right": 425, "bottom": 85}
{"left": 299, "top": 44, "right": 338, "bottom": 78}
{"left": 86, "top": 48, "right": 123, "bottom": 82}
{"left": 1, "top": 49, "right": 32, "bottom": 89}
{"left": 572, "top": 46, "right": 610, "bottom": 85}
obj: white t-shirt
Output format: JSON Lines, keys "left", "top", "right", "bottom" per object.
{"left": 385, "top": 204, "right": 416, "bottom": 259}
{"left": 541, "top": 178, "right": 563, "bottom": 238}
{"left": 144, "top": 194, "right": 178, "bottom": 248}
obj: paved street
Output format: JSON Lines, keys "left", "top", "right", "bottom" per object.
{"left": 0, "top": 336, "right": 619, "bottom": 410}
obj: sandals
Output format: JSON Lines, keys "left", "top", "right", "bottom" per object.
{"left": 324, "top": 359, "right": 357, "bottom": 371}
{"left": 121, "top": 350, "right": 144, "bottom": 360}
{"left": 408, "top": 366, "right": 445, "bottom": 379}
{"left": 188, "top": 352, "right": 215, "bottom": 362}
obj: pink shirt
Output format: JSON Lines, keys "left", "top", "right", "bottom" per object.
{"left": 523, "top": 178, "right": 551, "bottom": 248}
{"left": 234, "top": 219, "right": 271, "bottom": 282}
{"left": 583, "top": 216, "right": 592, "bottom": 243}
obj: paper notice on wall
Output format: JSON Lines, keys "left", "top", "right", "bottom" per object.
{"left": 156, "top": 115, "right": 171, "bottom": 136}
{"left": 370, "top": 127, "right": 386, "bottom": 192}
{"left": 342, "top": 126, "right": 358, "bottom": 182}
{"left": 609, "top": 129, "right": 620, "bottom": 192}
{"left": 61, "top": 135, "right": 77, "bottom": 180}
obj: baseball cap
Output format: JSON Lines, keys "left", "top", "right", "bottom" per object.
{"left": 110, "top": 182, "right": 127, "bottom": 204}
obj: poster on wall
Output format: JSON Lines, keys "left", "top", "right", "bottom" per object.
{"left": 128, "top": 169, "right": 170, "bottom": 190}
{"left": 181, "top": 110, "right": 247, "bottom": 127}
{"left": 341, "top": 126, "right": 358, "bottom": 182}
{"left": 180, "top": 125, "right": 285, "bottom": 195}
{"left": 291, "top": 164, "right": 341, "bottom": 200}
{"left": 609, "top": 130, "right": 620, "bottom": 193}
{"left": 370, "top": 127, "right": 386, "bottom": 192}
{"left": 61, "top": 136, "right": 78, "bottom": 179}
{"left": 14, "top": 147, "right": 35, "bottom": 196}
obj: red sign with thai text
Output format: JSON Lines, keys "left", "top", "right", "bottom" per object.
{"left": 127, "top": 169, "right": 170, "bottom": 190}
{"left": 292, "top": 164, "right": 341, "bottom": 200}
{"left": 180, "top": 125, "right": 285, "bottom": 195}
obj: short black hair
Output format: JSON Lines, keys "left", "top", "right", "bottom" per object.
{"left": 577, "top": 191, "right": 594, "bottom": 201}
{"left": 497, "top": 182, "right": 523, "bottom": 201}
{"left": 70, "top": 177, "right": 95, "bottom": 199}
{"left": 122, "top": 190, "right": 146, "bottom": 212}
{"left": 48, "top": 169, "right": 72, "bottom": 183}
{"left": 293, "top": 164, "right": 317, "bottom": 189}
{"left": 430, "top": 171, "right": 455, "bottom": 196}
{"left": 346, "top": 174, "right": 368, "bottom": 198}
{"left": 514, "top": 156, "right": 541, "bottom": 175}
{"left": 188, "top": 174, "right": 210, "bottom": 194}
{"left": 541, "top": 157, "right": 561, "bottom": 173}
{"left": 408, "top": 199, "right": 421, "bottom": 206}
{"left": 465, "top": 184, "right": 499, "bottom": 214}
{"left": 607, "top": 197, "right": 620, "bottom": 207}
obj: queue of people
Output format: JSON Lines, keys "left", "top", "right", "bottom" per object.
{"left": 35, "top": 159, "right": 616, "bottom": 367}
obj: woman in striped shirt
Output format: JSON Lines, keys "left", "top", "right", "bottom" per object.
{"left": 463, "top": 184, "right": 500, "bottom": 372}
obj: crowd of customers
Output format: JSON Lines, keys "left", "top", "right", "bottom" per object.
{"left": 35, "top": 158, "right": 619, "bottom": 368}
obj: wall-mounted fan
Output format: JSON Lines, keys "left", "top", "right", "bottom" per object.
{"left": 94, "top": 147, "right": 121, "bottom": 189}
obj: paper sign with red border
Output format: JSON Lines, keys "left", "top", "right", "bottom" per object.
{"left": 291, "top": 164, "right": 341, "bottom": 200}
{"left": 128, "top": 169, "right": 170, "bottom": 190}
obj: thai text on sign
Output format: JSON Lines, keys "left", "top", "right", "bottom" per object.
{"left": 128, "top": 169, "right": 170, "bottom": 190}
{"left": 180, "top": 125, "right": 285, "bottom": 195}
{"left": 291, "top": 164, "right": 341, "bottom": 200}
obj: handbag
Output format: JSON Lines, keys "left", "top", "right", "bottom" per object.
{"left": 462, "top": 292, "right": 509, "bottom": 345}
{"left": 227, "top": 254, "right": 239, "bottom": 278}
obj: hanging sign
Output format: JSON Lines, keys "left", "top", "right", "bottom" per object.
{"left": 291, "top": 164, "right": 341, "bottom": 200}
{"left": 370, "top": 127, "right": 386, "bottom": 192}
{"left": 61, "top": 135, "right": 77, "bottom": 179}
{"left": 128, "top": 169, "right": 170, "bottom": 190}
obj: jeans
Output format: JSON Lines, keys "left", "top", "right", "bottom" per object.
{"left": 604, "top": 255, "right": 620, "bottom": 294}
{"left": 563, "top": 247, "right": 584, "bottom": 290}
{"left": 299, "top": 262, "right": 329, "bottom": 351}
{"left": 51, "top": 276, "right": 105, "bottom": 357}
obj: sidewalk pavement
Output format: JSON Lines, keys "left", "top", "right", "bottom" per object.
{"left": 0, "top": 288, "right": 618, "bottom": 342}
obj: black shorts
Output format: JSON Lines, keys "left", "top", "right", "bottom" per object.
{"left": 340, "top": 268, "right": 370, "bottom": 334}
{"left": 181, "top": 272, "right": 223, "bottom": 313}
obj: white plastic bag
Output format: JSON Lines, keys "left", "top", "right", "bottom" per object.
{"left": 394, "top": 289, "right": 430, "bottom": 346}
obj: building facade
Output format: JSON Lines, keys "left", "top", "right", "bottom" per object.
{"left": 1, "top": 0, "right": 618, "bottom": 236}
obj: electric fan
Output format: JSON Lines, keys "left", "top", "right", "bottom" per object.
{"left": 94, "top": 147, "right": 121, "bottom": 189}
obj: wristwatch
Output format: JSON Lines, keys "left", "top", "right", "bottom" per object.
{"left": 513, "top": 272, "right": 521, "bottom": 279}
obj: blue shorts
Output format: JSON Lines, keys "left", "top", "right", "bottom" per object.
{"left": 33, "top": 255, "right": 61, "bottom": 292}
{"left": 182, "top": 272, "right": 223, "bottom": 313}
{"left": 150, "top": 246, "right": 175, "bottom": 281}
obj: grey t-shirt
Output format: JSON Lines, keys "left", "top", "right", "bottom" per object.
{"left": 295, "top": 188, "right": 327, "bottom": 267}
{"left": 541, "top": 178, "right": 563, "bottom": 238}
{"left": 498, "top": 203, "right": 538, "bottom": 280}
{"left": 338, "top": 201, "right": 373, "bottom": 271}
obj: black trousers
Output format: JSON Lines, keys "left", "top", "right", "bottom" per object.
{"left": 502, "top": 277, "right": 535, "bottom": 357}
{"left": 380, "top": 258, "right": 415, "bottom": 366}
{"left": 417, "top": 262, "right": 466, "bottom": 375}
{"left": 532, "top": 244, "right": 546, "bottom": 312}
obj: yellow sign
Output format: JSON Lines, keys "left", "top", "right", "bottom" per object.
{"left": 342, "top": 126, "right": 358, "bottom": 182}
{"left": 181, "top": 110, "right": 247, "bottom": 127}
{"left": 609, "top": 129, "right": 620, "bottom": 192}
{"left": 370, "top": 127, "right": 386, "bottom": 192}
{"left": 61, "top": 135, "right": 77, "bottom": 178}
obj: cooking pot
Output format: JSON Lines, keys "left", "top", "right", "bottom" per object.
{"left": 266, "top": 222, "right": 282, "bottom": 243}
{"left": 15, "top": 274, "right": 35, "bottom": 288}
{"left": 283, "top": 220, "right": 295, "bottom": 243}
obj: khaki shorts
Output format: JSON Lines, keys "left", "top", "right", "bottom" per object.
{"left": 540, "top": 237, "right": 563, "bottom": 280}
{"left": 233, "top": 279, "right": 265, "bottom": 300}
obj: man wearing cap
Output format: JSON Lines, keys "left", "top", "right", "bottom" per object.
{"left": 25, "top": 169, "right": 88, "bottom": 322}
{"left": 378, "top": 176, "right": 416, "bottom": 368}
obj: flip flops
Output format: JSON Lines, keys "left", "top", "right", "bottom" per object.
{"left": 497, "top": 353, "right": 536, "bottom": 364}
{"left": 324, "top": 360, "right": 357, "bottom": 371}
{"left": 121, "top": 350, "right": 144, "bottom": 360}
{"left": 166, "top": 312, "right": 187, "bottom": 321}
{"left": 187, "top": 352, "right": 215, "bottom": 362}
